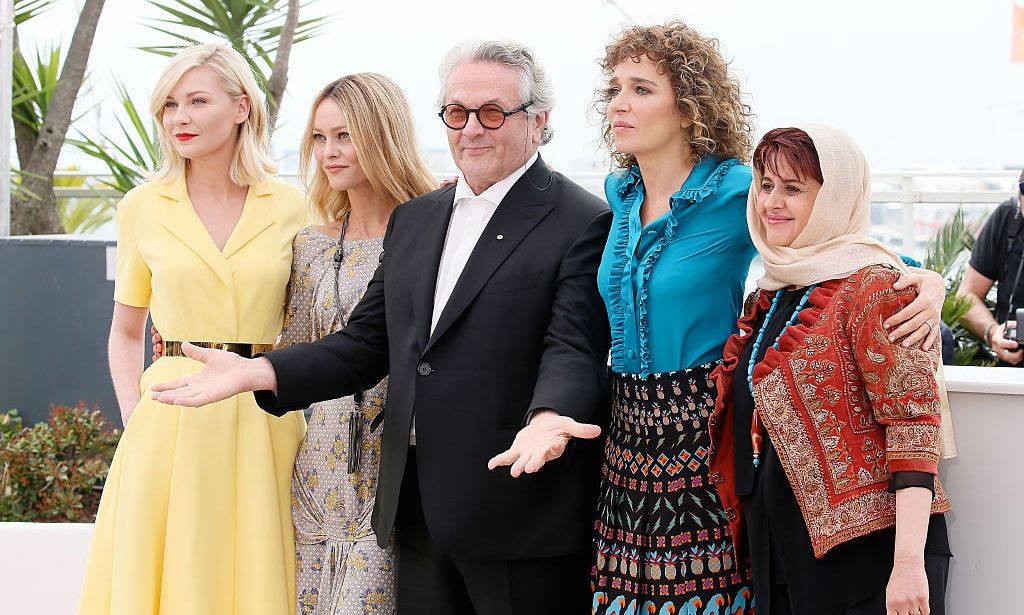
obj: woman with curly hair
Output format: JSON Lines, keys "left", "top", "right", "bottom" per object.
{"left": 591, "top": 22, "right": 944, "bottom": 614}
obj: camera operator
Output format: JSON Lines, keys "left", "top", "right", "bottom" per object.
{"left": 959, "top": 170, "right": 1024, "bottom": 366}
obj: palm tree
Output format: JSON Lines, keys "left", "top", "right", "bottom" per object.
{"left": 68, "top": 80, "right": 162, "bottom": 195}
{"left": 139, "top": 0, "right": 327, "bottom": 129}
{"left": 72, "top": 0, "right": 326, "bottom": 195}
{"left": 10, "top": 0, "right": 107, "bottom": 235}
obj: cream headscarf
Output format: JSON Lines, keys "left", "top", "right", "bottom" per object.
{"left": 747, "top": 123, "right": 908, "bottom": 291}
{"left": 747, "top": 123, "right": 957, "bottom": 458}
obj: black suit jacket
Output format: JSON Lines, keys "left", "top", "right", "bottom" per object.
{"left": 256, "top": 157, "right": 612, "bottom": 560}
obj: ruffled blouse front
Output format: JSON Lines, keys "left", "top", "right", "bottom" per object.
{"left": 597, "top": 156, "right": 757, "bottom": 376}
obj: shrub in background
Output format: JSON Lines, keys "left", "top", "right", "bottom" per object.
{"left": 0, "top": 403, "right": 120, "bottom": 522}
{"left": 0, "top": 409, "right": 23, "bottom": 440}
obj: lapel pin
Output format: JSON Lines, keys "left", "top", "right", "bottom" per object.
{"left": 496, "top": 234, "right": 504, "bottom": 240}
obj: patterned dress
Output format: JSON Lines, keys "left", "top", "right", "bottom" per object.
{"left": 593, "top": 159, "right": 757, "bottom": 614}
{"left": 278, "top": 227, "right": 393, "bottom": 615}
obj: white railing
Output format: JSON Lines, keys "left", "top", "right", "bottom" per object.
{"left": 48, "top": 169, "right": 1021, "bottom": 258}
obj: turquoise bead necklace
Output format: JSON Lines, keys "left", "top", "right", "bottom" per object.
{"left": 746, "top": 284, "right": 817, "bottom": 467}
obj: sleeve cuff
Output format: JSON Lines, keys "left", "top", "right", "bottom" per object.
{"left": 967, "top": 255, "right": 998, "bottom": 281}
{"left": 885, "top": 423, "right": 942, "bottom": 474}
{"left": 888, "top": 470, "right": 935, "bottom": 494}
{"left": 251, "top": 351, "right": 299, "bottom": 417}
{"left": 113, "top": 291, "right": 150, "bottom": 308}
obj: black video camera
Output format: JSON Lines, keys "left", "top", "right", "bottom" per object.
{"left": 1006, "top": 308, "right": 1024, "bottom": 345}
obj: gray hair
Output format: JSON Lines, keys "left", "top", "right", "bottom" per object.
{"left": 438, "top": 40, "right": 555, "bottom": 145}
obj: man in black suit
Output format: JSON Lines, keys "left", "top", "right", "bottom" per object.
{"left": 153, "top": 41, "right": 611, "bottom": 614}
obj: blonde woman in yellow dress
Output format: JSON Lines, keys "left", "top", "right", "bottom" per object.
{"left": 79, "top": 44, "right": 307, "bottom": 615}
{"left": 281, "top": 74, "right": 434, "bottom": 614}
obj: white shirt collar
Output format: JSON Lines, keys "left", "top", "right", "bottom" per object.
{"left": 452, "top": 151, "right": 540, "bottom": 207}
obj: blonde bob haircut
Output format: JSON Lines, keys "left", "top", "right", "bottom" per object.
{"left": 300, "top": 73, "right": 436, "bottom": 224}
{"left": 149, "top": 43, "right": 276, "bottom": 186}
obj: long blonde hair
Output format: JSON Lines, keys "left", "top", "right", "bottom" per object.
{"left": 299, "top": 73, "right": 436, "bottom": 224}
{"left": 149, "top": 43, "right": 276, "bottom": 186}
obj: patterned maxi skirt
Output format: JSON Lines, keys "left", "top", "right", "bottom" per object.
{"left": 591, "top": 364, "right": 755, "bottom": 615}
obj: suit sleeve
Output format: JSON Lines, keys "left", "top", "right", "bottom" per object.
{"left": 527, "top": 209, "right": 613, "bottom": 424}
{"left": 254, "top": 212, "right": 394, "bottom": 415}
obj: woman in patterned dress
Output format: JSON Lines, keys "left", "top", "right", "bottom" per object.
{"left": 590, "top": 23, "right": 945, "bottom": 615}
{"left": 274, "top": 74, "right": 435, "bottom": 614}
{"left": 591, "top": 23, "right": 758, "bottom": 614}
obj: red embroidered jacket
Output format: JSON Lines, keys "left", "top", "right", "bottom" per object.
{"left": 708, "top": 265, "right": 951, "bottom": 559}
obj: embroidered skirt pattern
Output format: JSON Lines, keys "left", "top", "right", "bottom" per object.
{"left": 592, "top": 365, "right": 755, "bottom": 615}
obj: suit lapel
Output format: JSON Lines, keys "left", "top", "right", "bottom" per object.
{"left": 157, "top": 177, "right": 234, "bottom": 288}
{"left": 423, "top": 158, "right": 554, "bottom": 354}
{"left": 412, "top": 187, "right": 456, "bottom": 351}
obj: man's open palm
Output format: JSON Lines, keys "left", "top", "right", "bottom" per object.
{"left": 487, "top": 410, "right": 602, "bottom": 477}
{"left": 150, "top": 342, "right": 261, "bottom": 407}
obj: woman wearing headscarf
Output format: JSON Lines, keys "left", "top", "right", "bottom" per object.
{"left": 709, "top": 125, "right": 951, "bottom": 615}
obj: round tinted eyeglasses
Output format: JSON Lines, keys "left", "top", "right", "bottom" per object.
{"left": 438, "top": 100, "right": 533, "bottom": 130}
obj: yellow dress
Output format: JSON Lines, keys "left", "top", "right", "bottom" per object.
{"left": 79, "top": 176, "right": 308, "bottom": 615}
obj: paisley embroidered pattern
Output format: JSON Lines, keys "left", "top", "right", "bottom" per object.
{"left": 713, "top": 265, "right": 950, "bottom": 558}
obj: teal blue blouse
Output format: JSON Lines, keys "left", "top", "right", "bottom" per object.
{"left": 597, "top": 157, "right": 757, "bottom": 376}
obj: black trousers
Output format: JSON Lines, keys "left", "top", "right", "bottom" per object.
{"left": 394, "top": 448, "right": 590, "bottom": 615}
{"left": 769, "top": 554, "right": 950, "bottom": 615}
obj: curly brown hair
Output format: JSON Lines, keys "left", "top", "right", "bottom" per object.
{"left": 598, "top": 21, "right": 754, "bottom": 168}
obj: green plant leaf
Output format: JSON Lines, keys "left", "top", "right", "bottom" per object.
{"left": 68, "top": 79, "right": 162, "bottom": 195}
{"left": 138, "top": 0, "right": 325, "bottom": 105}
{"left": 11, "top": 44, "right": 62, "bottom": 136}
{"left": 13, "top": 0, "right": 57, "bottom": 25}
{"left": 57, "top": 196, "right": 116, "bottom": 234}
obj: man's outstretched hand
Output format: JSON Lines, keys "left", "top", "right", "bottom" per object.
{"left": 487, "top": 409, "right": 602, "bottom": 477}
{"left": 150, "top": 342, "right": 277, "bottom": 407}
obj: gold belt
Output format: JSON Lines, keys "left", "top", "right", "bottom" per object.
{"left": 163, "top": 341, "right": 273, "bottom": 359}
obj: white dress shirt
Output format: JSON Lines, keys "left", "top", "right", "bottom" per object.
{"left": 411, "top": 152, "right": 539, "bottom": 444}
{"left": 430, "top": 152, "right": 539, "bottom": 332}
